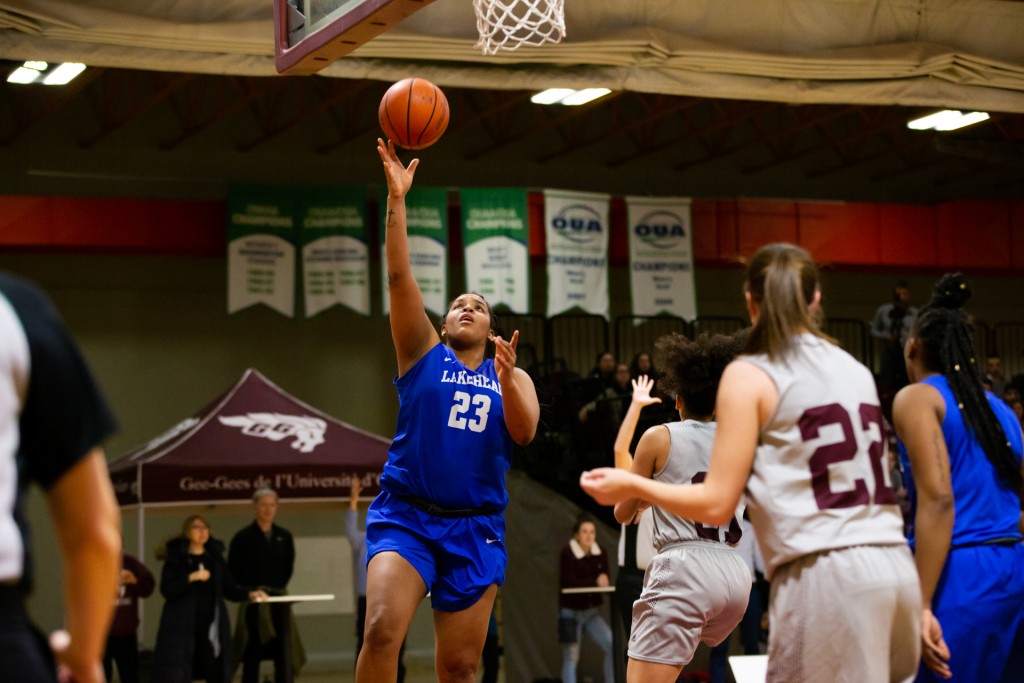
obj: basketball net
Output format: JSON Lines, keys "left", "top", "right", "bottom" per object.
{"left": 473, "top": 0, "right": 566, "bottom": 55}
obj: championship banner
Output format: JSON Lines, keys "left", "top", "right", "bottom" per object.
{"left": 300, "top": 187, "right": 370, "bottom": 317}
{"left": 544, "top": 189, "right": 611, "bottom": 319}
{"left": 380, "top": 187, "right": 448, "bottom": 317}
{"left": 460, "top": 188, "right": 530, "bottom": 313}
{"left": 626, "top": 196, "right": 696, "bottom": 320}
{"left": 227, "top": 185, "right": 296, "bottom": 317}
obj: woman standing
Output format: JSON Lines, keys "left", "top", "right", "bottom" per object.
{"left": 892, "top": 273, "right": 1024, "bottom": 682}
{"left": 356, "top": 139, "right": 539, "bottom": 683}
{"left": 611, "top": 333, "right": 751, "bottom": 683}
{"left": 152, "top": 515, "right": 266, "bottom": 683}
{"left": 559, "top": 515, "right": 614, "bottom": 683}
{"left": 581, "top": 243, "right": 920, "bottom": 682}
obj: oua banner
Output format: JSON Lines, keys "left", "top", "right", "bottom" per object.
{"left": 300, "top": 187, "right": 370, "bottom": 317}
{"left": 380, "top": 187, "right": 449, "bottom": 317}
{"left": 227, "top": 185, "right": 296, "bottom": 317}
{"left": 626, "top": 196, "right": 697, "bottom": 319}
{"left": 544, "top": 189, "right": 611, "bottom": 319}
{"left": 460, "top": 188, "right": 530, "bottom": 313}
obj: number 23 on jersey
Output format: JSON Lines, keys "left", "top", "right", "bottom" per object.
{"left": 447, "top": 391, "right": 491, "bottom": 433}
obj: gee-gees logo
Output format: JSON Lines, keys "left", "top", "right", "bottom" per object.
{"left": 635, "top": 210, "right": 687, "bottom": 249}
{"left": 218, "top": 413, "right": 327, "bottom": 453}
{"left": 551, "top": 204, "right": 604, "bottom": 244}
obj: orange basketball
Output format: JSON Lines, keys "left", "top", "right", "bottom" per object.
{"left": 378, "top": 77, "right": 449, "bottom": 150}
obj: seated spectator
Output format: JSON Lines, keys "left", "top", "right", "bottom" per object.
{"left": 578, "top": 363, "right": 631, "bottom": 424}
{"left": 587, "top": 351, "right": 617, "bottom": 390}
{"left": 628, "top": 352, "right": 660, "bottom": 383}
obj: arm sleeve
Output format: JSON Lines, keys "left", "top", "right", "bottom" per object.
{"left": 160, "top": 554, "right": 193, "bottom": 601}
{"left": 217, "top": 550, "right": 250, "bottom": 603}
{"left": 128, "top": 554, "right": 156, "bottom": 598}
{"left": 281, "top": 530, "right": 295, "bottom": 588}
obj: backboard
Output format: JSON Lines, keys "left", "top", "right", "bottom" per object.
{"left": 274, "top": 0, "right": 437, "bottom": 76}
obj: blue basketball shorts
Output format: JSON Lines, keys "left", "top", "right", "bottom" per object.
{"left": 365, "top": 491, "right": 507, "bottom": 612}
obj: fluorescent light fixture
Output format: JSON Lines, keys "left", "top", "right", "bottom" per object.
{"left": 531, "top": 87, "right": 612, "bottom": 106}
{"left": 6, "top": 60, "right": 86, "bottom": 85}
{"left": 42, "top": 62, "right": 86, "bottom": 85}
{"left": 531, "top": 88, "right": 576, "bottom": 105}
{"left": 907, "top": 110, "right": 990, "bottom": 131}
{"left": 560, "top": 88, "right": 612, "bottom": 106}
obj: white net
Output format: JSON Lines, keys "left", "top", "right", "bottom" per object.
{"left": 473, "top": 0, "right": 566, "bottom": 55}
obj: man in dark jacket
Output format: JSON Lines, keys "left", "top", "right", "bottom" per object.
{"left": 229, "top": 488, "right": 296, "bottom": 683}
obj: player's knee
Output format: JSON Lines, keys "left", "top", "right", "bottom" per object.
{"left": 435, "top": 651, "right": 479, "bottom": 682}
{"left": 563, "top": 643, "right": 580, "bottom": 663}
{"left": 362, "top": 613, "right": 405, "bottom": 653}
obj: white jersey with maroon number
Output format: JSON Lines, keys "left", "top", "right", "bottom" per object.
{"left": 651, "top": 420, "right": 745, "bottom": 552}
{"left": 741, "top": 334, "right": 906, "bottom": 579}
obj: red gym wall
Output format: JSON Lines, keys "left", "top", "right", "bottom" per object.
{"left": 2, "top": 194, "right": 1023, "bottom": 272}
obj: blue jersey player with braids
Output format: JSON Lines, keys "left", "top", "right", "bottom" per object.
{"left": 893, "top": 273, "right": 1024, "bottom": 683}
{"left": 356, "top": 138, "right": 540, "bottom": 683}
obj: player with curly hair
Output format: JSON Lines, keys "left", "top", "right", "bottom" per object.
{"left": 609, "top": 331, "right": 751, "bottom": 682}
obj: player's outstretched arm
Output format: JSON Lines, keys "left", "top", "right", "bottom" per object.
{"left": 493, "top": 330, "right": 539, "bottom": 445}
{"left": 377, "top": 138, "right": 437, "bottom": 376}
{"left": 613, "top": 374, "right": 662, "bottom": 471}
{"left": 46, "top": 447, "right": 121, "bottom": 683}
{"left": 613, "top": 424, "right": 666, "bottom": 524}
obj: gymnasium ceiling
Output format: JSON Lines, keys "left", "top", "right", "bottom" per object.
{"left": 1, "top": 0, "right": 1024, "bottom": 205}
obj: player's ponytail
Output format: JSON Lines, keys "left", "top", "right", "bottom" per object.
{"left": 913, "top": 273, "right": 1022, "bottom": 494}
{"left": 744, "top": 243, "right": 832, "bottom": 359}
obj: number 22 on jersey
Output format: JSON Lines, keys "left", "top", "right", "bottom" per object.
{"left": 447, "top": 391, "right": 491, "bottom": 433}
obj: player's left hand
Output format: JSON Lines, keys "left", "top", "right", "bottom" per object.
{"left": 492, "top": 330, "right": 518, "bottom": 386}
{"left": 920, "top": 608, "right": 951, "bottom": 678}
{"left": 579, "top": 468, "right": 634, "bottom": 505}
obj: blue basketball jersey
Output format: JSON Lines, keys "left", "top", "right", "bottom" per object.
{"left": 380, "top": 343, "right": 512, "bottom": 511}
{"left": 898, "top": 375, "right": 1024, "bottom": 549}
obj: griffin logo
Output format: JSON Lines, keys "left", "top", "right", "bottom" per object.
{"left": 218, "top": 413, "right": 327, "bottom": 453}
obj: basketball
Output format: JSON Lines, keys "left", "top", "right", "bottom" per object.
{"left": 378, "top": 77, "right": 449, "bottom": 150}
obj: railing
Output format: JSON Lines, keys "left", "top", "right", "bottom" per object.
{"left": 824, "top": 317, "right": 872, "bottom": 369}
{"left": 548, "top": 313, "right": 610, "bottom": 377}
{"left": 614, "top": 315, "right": 690, "bottom": 367}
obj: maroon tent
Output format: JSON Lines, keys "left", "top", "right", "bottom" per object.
{"left": 108, "top": 368, "right": 390, "bottom": 506}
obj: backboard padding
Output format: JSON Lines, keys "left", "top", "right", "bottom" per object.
{"left": 274, "top": 0, "right": 437, "bottom": 75}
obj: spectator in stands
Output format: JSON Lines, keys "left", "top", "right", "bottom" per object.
{"left": 578, "top": 363, "right": 631, "bottom": 425}
{"left": 872, "top": 279, "right": 918, "bottom": 418}
{"left": 105, "top": 550, "right": 155, "bottom": 683}
{"left": 628, "top": 352, "right": 660, "bottom": 384}
{"left": 986, "top": 354, "right": 1008, "bottom": 397}
{"left": 588, "top": 351, "right": 617, "bottom": 390}
{"left": 558, "top": 515, "right": 614, "bottom": 683}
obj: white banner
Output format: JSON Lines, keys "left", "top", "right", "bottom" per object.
{"left": 544, "top": 189, "right": 611, "bottom": 319}
{"left": 461, "top": 188, "right": 530, "bottom": 313}
{"left": 301, "top": 188, "right": 371, "bottom": 317}
{"left": 626, "top": 196, "right": 696, "bottom": 320}
{"left": 226, "top": 187, "right": 296, "bottom": 317}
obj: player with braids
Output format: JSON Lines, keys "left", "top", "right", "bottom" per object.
{"left": 582, "top": 243, "right": 920, "bottom": 683}
{"left": 609, "top": 331, "right": 750, "bottom": 683}
{"left": 892, "top": 273, "right": 1024, "bottom": 683}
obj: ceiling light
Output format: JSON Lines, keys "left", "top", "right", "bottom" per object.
{"left": 531, "top": 87, "right": 612, "bottom": 106}
{"left": 531, "top": 88, "right": 576, "bottom": 105}
{"left": 6, "top": 61, "right": 86, "bottom": 86}
{"left": 907, "top": 110, "right": 990, "bottom": 131}
{"left": 43, "top": 62, "right": 86, "bottom": 85}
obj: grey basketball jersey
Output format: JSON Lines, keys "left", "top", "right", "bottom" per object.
{"left": 741, "top": 334, "right": 906, "bottom": 579}
{"left": 651, "top": 420, "right": 744, "bottom": 551}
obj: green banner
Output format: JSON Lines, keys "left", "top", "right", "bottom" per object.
{"left": 380, "top": 187, "right": 449, "bottom": 317}
{"left": 300, "top": 187, "right": 370, "bottom": 317}
{"left": 227, "top": 185, "right": 296, "bottom": 317}
{"left": 460, "top": 188, "right": 530, "bottom": 313}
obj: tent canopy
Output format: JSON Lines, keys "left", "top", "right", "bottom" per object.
{"left": 108, "top": 368, "right": 390, "bottom": 506}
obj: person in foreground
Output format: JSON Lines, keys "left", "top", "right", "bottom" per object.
{"left": 356, "top": 139, "right": 539, "bottom": 683}
{"left": 580, "top": 242, "right": 921, "bottom": 683}
{"left": 891, "top": 273, "right": 1024, "bottom": 683}
{"left": 0, "top": 271, "right": 121, "bottom": 683}
{"left": 611, "top": 333, "right": 750, "bottom": 683}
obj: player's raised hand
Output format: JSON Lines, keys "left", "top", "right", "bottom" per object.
{"left": 580, "top": 467, "right": 637, "bottom": 505}
{"left": 920, "top": 608, "right": 952, "bottom": 679}
{"left": 376, "top": 138, "right": 419, "bottom": 199}
{"left": 631, "top": 375, "right": 662, "bottom": 408}
{"left": 492, "top": 329, "right": 519, "bottom": 386}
